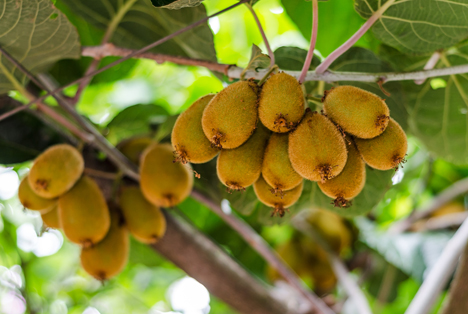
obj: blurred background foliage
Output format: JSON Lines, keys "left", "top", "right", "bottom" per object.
{"left": 1, "top": 0, "right": 468, "bottom": 313}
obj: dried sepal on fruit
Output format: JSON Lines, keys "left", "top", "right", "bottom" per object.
{"left": 18, "top": 175, "right": 57, "bottom": 213}
{"left": 254, "top": 176, "right": 303, "bottom": 217}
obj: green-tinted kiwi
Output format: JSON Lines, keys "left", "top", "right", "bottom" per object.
{"left": 202, "top": 80, "right": 259, "bottom": 149}
{"left": 354, "top": 118, "right": 407, "bottom": 170}
{"left": 253, "top": 176, "right": 303, "bottom": 217}
{"left": 258, "top": 72, "right": 305, "bottom": 133}
{"left": 172, "top": 94, "right": 220, "bottom": 164}
{"left": 217, "top": 124, "right": 270, "bottom": 192}
{"left": 118, "top": 137, "right": 153, "bottom": 165}
{"left": 262, "top": 133, "right": 302, "bottom": 195}
{"left": 289, "top": 111, "right": 348, "bottom": 182}
{"left": 318, "top": 140, "right": 366, "bottom": 207}
{"left": 323, "top": 86, "right": 390, "bottom": 139}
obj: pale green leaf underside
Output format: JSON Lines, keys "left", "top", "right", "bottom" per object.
{"left": 355, "top": 0, "right": 468, "bottom": 53}
{"left": 151, "top": 0, "right": 203, "bottom": 10}
{"left": 0, "top": 0, "right": 80, "bottom": 94}
{"left": 240, "top": 44, "right": 270, "bottom": 77}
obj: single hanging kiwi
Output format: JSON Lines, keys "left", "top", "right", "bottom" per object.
{"left": 172, "top": 94, "right": 220, "bottom": 164}
{"left": 262, "top": 133, "right": 302, "bottom": 195}
{"left": 354, "top": 118, "right": 407, "bottom": 171}
{"left": 289, "top": 110, "right": 348, "bottom": 182}
{"left": 323, "top": 85, "right": 390, "bottom": 139}
{"left": 118, "top": 136, "right": 153, "bottom": 165}
{"left": 58, "top": 176, "right": 110, "bottom": 247}
{"left": 202, "top": 80, "right": 259, "bottom": 149}
{"left": 217, "top": 124, "right": 270, "bottom": 192}
{"left": 119, "top": 186, "right": 166, "bottom": 244}
{"left": 318, "top": 139, "right": 366, "bottom": 207}
{"left": 41, "top": 205, "right": 61, "bottom": 229}
{"left": 253, "top": 176, "right": 303, "bottom": 217}
{"left": 28, "top": 144, "right": 84, "bottom": 199}
{"left": 258, "top": 72, "right": 306, "bottom": 133}
{"left": 18, "top": 176, "right": 57, "bottom": 213}
{"left": 80, "top": 210, "right": 129, "bottom": 281}
{"left": 140, "top": 143, "right": 194, "bottom": 207}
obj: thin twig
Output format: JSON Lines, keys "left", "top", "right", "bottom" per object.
{"left": 84, "top": 168, "right": 121, "bottom": 180}
{"left": 315, "top": 0, "right": 396, "bottom": 74}
{"left": 416, "top": 212, "right": 468, "bottom": 232}
{"left": 298, "top": 0, "right": 318, "bottom": 84}
{"left": 414, "top": 51, "right": 441, "bottom": 85}
{"left": 245, "top": 4, "right": 275, "bottom": 69}
{"left": 190, "top": 190, "right": 335, "bottom": 314}
{"left": 404, "top": 217, "right": 468, "bottom": 314}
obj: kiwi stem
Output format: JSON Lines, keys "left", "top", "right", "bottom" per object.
{"left": 298, "top": 0, "right": 319, "bottom": 84}
{"left": 257, "top": 65, "right": 279, "bottom": 86}
{"left": 245, "top": 4, "right": 275, "bottom": 69}
{"left": 414, "top": 51, "right": 441, "bottom": 85}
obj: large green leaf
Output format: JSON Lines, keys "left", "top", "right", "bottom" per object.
{"left": 355, "top": 0, "right": 468, "bottom": 54}
{"left": 150, "top": 0, "right": 203, "bottom": 10}
{"left": 57, "top": 0, "right": 216, "bottom": 61}
{"left": 0, "top": 0, "right": 80, "bottom": 94}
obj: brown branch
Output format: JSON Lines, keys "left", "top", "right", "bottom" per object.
{"left": 441, "top": 242, "right": 468, "bottom": 314}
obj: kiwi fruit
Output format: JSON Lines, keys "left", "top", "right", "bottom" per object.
{"left": 18, "top": 176, "right": 56, "bottom": 213}
{"left": 119, "top": 186, "right": 166, "bottom": 244}
{"left": 323, "top": 85, "right": 390, "bottom": 139}
{"left": 354, "top": 118, "right": 407, "bottom": 171}
{"left": 431, "top": 202, "right": 465, "bottom": 218}
{"left": 140, "top": 143, "right": 194, "bottom": 207}
{"left": 58, "top": 176, "right": 110, "bottom": 247}
{"left": 318, "top": 140, "right": 366, "bottom": 207}
{"left": 118, "top": 137, "right": 153, "bottom": 165}
{"left": 28, "top": 144, "right": 84, "bottom": 199}
{"left": 253, "top": 176, "right": 303, "bottom": 217}
{"left": 172, "top": 94, "right": 220, "bottom": 164}
{"left": 41, "top": 205, "right": 60, "bottom": 229}
{"left": 202, "top": 80, "right": 259, "bottom": 149}
{"left": 289, "top": 110, "right": 348, "bottom": 182}
{"left": 217, "top": 124, "right": 270, "bottom": 192}
{"left": 262, "top": 133, "right": 302, "bottom": 196}
{"left": 258, "top": 72, "right": 305, "bottom": 133}
{"left": 80, "top": 210, "right": 129, "bottom": 281}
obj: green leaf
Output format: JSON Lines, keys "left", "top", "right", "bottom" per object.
{"left": 57, "top": 0, "right": 216, "bottom": 62}
{"left": 150, "top": 0, "right": 203, "bottom": 9}
{"left": 355, "top": 0, "right": 468, "bottom": 54}
{"left": 274, "top": 47, "right": 320, "bottom": 71}
{"left": 0, "top": 0, "right": 81, "bottom": 94}
{"left": 240, "top": 44, "right": 271, "bottom": 78}
{"left": 224, "top": 186, "right": 259, "bottom": 216}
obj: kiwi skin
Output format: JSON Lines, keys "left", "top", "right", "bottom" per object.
{"left": 258, "top": 72, "right": 305, "bottom": 133}
{"left": 253, "top": 176, "right": 303, "bottom": 217}
{"left": 172, "top": 94, "right": 220, "bottom": 164}
{"left": 41, "top": 205, "right": 61, "bottom": 229}
{"left": 18, "top": 176, "right": 57, "bottom": 213}
{"left": 217, "top": 124, "right": 270, "bottom": 192}
{"left": 354, "top": 118, "right": 407, "bottom": 171}
{"left": 140, "top": 143, "right": 194, "bottom": 208}
{"left": 323, "top": 85, "right": 390, "bottom": 139}
{"left": 289, "top": 110, "right": 348, "bottom": 182}
{"left": 202, "top": 80, "right": 259, "bottom": 149}
{"left": 318, "top": 139, "right": 366, "bottom": 208}
{"left": 118, "top": 137, "right": 153, "bottom": 165}
{"left": 262, "top": 133, "right": 302, "bottom": 195}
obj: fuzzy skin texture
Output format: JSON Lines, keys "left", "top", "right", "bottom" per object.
{"left": 289, "top": 111, "right": 348, "bottom": 182}
{"left": 262, "top": 133, "right": 302, "bottom": 193}
{"left": 28, "top": 144, "right": 84, "bottom": 199}
{"left": 18, "top": 176, "right": 57, "bottom": 213}
{"left": 58, "top": 176, "right": 110, "bottom": 247}
{"left": 41, "top": 205, "right": 60, "bottom": 229}
{"left": 80, "top": 210, "right": 129, "bottom": 281}
{"left": 323, "top": 86, "right": 390, "bottom": 139}
{"left": 172, "top": 94, "right": 219, "bottom": 164}
{"left": 259, "top": 72, "right": 305, "bottom": 133}
{"left": 140, "top": 143, "right": 194, "bottom": 207}
{"left": 318, "top": 140, "right": 366, "bottom": 201}
{"left": 217, "top": 124, "right": 270, "bottom": 191}
{"left": 118, "top": 137, "right": 153, "bottom": 165}
{"left": 119, "top": 186, "right": 166, "bottom": 244}
{"left": 202, "top": 80, "right": 259, "bottom": 149}
{"left": 354, "top": 118, "right": 407, "bottom": 170}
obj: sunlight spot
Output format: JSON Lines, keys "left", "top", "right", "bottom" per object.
{"left": 0, "top": 168, "right": 19, "bottom": 200}
{"left": 168, "top": 277, "right": 210, "bottom": 314}
{"left": 392, "top": 170, "right": 404, "bottom": 185}
{"left": 209, "top": 16, "right": 220, "bottom": 35}
{"left": 221, "top": 199, "right": 231, "bottom": 215}
{"left": 82, "top": 307, "right": 100, "bottom": 314}
{"left": 430, "top": 78, "right": 446, "bottom": 90}
{"left": 270, "top": 7, "right": 284, "bottom": 14}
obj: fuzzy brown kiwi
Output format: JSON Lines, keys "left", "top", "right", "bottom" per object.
{"left": 28, "top": 144, "right": 84, "bottom": 199}
{"left": 317, "top": 139, "right": 366, "bottom": 208}
{"left": 217, "top": 124, "right": 270, "bottom": 192}
{"left": 18, "top": 175, "right": 57, "bottom": 213}
{"left": 140, "top": 143, "right": 194, "bottom": 207}
{"left": 262, "top": 133, "right": 302, "bottom": 196}
{"left": 41, "top": 205, "right": 61, "bottom": 229}
{"left": 354, "top": 118, "right": 407, "bottom": 171}
{"left": 289, "top": 110, "right": 348, "bottom": 182}
{"left": 201, "top": 80, "right": 259, "bottom": 149}
{"left": 253, "top": 176, "right": 303, "bottom": 217}
{"left": 258, "top": 72, "right": 305, "bottom": 133}
{"left": 172, "top": 94, "right": 220, "bottom": 164}
{"left": 118, "top": 137, "right": 153, "bottom": 165}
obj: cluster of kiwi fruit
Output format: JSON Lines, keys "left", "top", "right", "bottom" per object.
{"left": 17, "top": 144, "right": 167, "bottom": 281}
{"left": 171, "top": 73, "right": 408, "bottom": 216}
